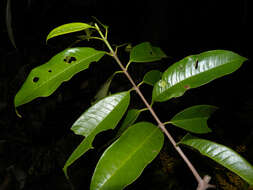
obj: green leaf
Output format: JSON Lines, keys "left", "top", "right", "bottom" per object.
{"left": 170, "top": 105, "right": 218, "bottom": 134}
{"left": 130, "top": 42, "right": 167, "bottom": 63}
{"left": 180, "top": 134, "right": 253, "bottom": 185}
{"left": 63, "top": 92, "right": 130, "bottom": 178}
{"left": 92, "top": 74, "right": 114, "bottom": 104}
{"left": 116, "top": 109, "right": 140, "bottom": 137}
{"left": 153, "top": 50, "right": 247, "bottom": 102}
{"left": 14, "top": 48, "right": 105, "bottom": 107}
{"left": 143, "top": 70, "right": 162, "bottom": 86}
{"left": 46, "top": 22, "right": 95, "bottom": 42}
{"left": 90, "top": 122, "right": 164, "bottom": 190}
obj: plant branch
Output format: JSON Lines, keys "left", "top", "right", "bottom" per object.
{"left": 139, "top": 107, "right": 149, "bottom": 112}
{"left": 137, "top": 81, "right": 144, "bottom": 88}
{"left": 125, "top": 61, "right": 132, "bottom": 71}
{"left": 95, "top": 23, "right": 215, "bottom": 190}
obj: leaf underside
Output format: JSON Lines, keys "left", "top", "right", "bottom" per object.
{"left": 90, "top": 122, "right": 164, "bottom": 190}
{"left": 153, "top": 50, "right": 247, "bottom": 102}
{"left": 180, "top": 134, "right": 253, "bottom": 185}
{"left": 14, "top": 47, "right": 105, "bottom": 107}
{"left": 63, "top": 92, "right": 130, "bottom": 178}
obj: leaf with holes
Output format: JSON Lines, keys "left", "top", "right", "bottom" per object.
{"left": 170, "top": 105, "right": 218, "bottom": 134}
{"left": 46, "top": 22, "right": 95, "bottom": 42}
{"left": 90, "top": 122, "right": 164, "bottom": 190}
{"left": 129, "top": 42, "right": 167, "bottom": 63}
{"left": 152, "top": 50, "right": 247, "bottom": 102}
{"left": 14, "top": 48, "right": 105, "bottom": 107}
{"left": 143, "top": 70, "right": 162, "bottom": 86}
{"left": 180, "top": 134, "right": 253, "bottom": 185}
{"left": 116, "top": 109, "right": 140, "bottom": 137}
{"left": 63, "top": 91, "right": 130, "bottom": 178}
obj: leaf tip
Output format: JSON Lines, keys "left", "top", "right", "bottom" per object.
{"left": 14, "top": 95, "right": 24, "bottom": 109}
{"left": 242, "top": 57, "right": 248, "bottom": 64}
{"left": 63, "top": 167, "right": 70, "bottom": 180}
{"left": 15, "top": 108, "right": 22, "bottom": 118}
{"left": 14, "top": 96, "right": 22, "bottom": 117}
{"left": 46, "top": 33, "right": 54, "bottom": 43}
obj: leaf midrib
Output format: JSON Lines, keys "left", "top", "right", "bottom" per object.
{"left": 171, "top": 117, "right": 208, "bottom": 123}
{"left": 48, "top": 23, "right": 94, "bottom": 40}
{"left": 97, "top": 127, "right": 158, "bottom": 189}
{"left": 80, "top": 95, "right": 126, "bottom": 136}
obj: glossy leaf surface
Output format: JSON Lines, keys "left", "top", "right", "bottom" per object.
{"left": 180, "top": 134, "right": 253, "bottom": 185}
{"left": 63, "top": 92, "right": 130, "bottom": 177}
{"left": 130, "top": 42, "right": 167, "bottom": 63}
{"left": 116, "top": 109, "right": 140, "bottom": 137}
{"left": 153, "top": 50, "right": 247, "bottom": 102}
{"left": 170, "top": 105, "right": 218, "bottom": 134}
{"left": 143, "top": 70, "right": 162, "bottom": 86}
{"left": 46, "top": 22, "right": 94, "bottom": 42}
{"left": 90, "top": 122, "right": 164, "bottom": 190}
{"left": 14, "top": 48, "right": 105, "bottom": 107}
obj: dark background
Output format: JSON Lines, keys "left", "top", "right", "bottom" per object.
{"left": 1, "top": 0, "right": 253, "bottom": 189}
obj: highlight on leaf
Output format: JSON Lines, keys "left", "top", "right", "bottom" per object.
{"left": 180, "top": 134, "right": 253, "bottom": 186}
{"left": 63, "top": 91, "right": 130, "bottom": 178}
{"left": 152, "top": 50, "right": 247, "bottom": 102}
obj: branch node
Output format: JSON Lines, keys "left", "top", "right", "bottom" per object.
{"left": 197, "top": 175, "right": 216, "bottom": 190}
